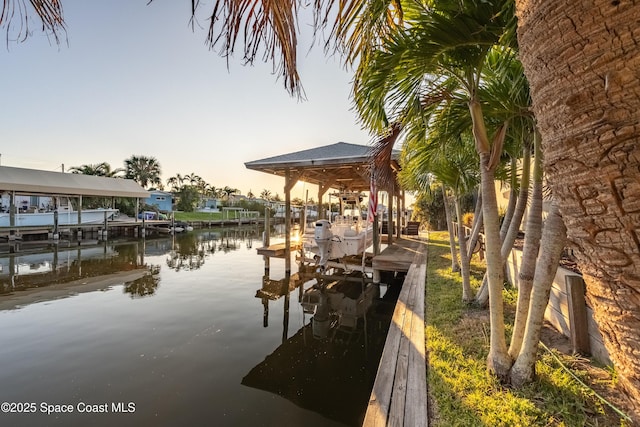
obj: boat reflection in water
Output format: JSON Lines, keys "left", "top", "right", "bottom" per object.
{"left": 246, "top": 259, "right": 402, "bottom": 426}
{"left": 0, "top": 240, "right": 157, "bottom": 300}
{"left": 0, "top": 226, "right": 400, "bottom": 427}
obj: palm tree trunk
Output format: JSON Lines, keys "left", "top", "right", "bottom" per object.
{"left": 479, "top": 150, "right": 511, "bottom": 380}
{"left": 442, "top": 184, "right": 461, "bottom": 273}
{"left": 499, "top": 157, "right": 518, "bottom": 240}
{"left": 517, "top": 0, "right": 640, "bottom": 418}
{"left": 510, "top": 200, "right": 566, "bottom": 387}
{"left": 501, "top": 145, "right": 532, "bottom": 281}
{"left": 509, "top": 133, "right": 543, "bottom": 358}
{"left": 470, "top": 99, "right": 511, "bottom": 379}
{"left": 455, "top": 193, "right": 473, "bottom": 302}
{"left": 466, "top": 191, "right": 483, "bottom": 260}
{"left": 475, "top": 146, "right": 531, "bottom": 305}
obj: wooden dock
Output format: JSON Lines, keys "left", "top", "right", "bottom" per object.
{"left": 364, "top": 238, "right": 428, "bottom": 427}
{"left": 372, "top": 236, "right": 425, "bottom": 282}
{"left": 256, "top": 242, "right": 302, "bottom": 258}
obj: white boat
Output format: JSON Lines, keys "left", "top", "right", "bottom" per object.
{"left": 304, "top": 192, "right": 373, "bottom": 270}
{"left": 0, "top": 208, "right": 118, "bottom": 227}
{"left": 154, "top": 225, "right": 185, "bottom": 234}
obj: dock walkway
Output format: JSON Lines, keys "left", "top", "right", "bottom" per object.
{"left": 364, "top": 237, "right": 428, "bottom": 427}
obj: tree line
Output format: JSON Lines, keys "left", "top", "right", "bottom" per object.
{"left": 68, "top": 155, "right": 279, "bottom": 212}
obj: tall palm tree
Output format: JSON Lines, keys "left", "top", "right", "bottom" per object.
{"left": 515, "top": 1, "right": 640, "bottom": 417}
{"left": 124, "top": 155, "right": 162, "bottom": 189}
{"left": 354, "top": 0, "right": 517, "bottom": 380}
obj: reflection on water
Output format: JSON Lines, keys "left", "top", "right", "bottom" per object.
{"left": 165, "top": 227, "right": 261, "bottom": 271}
{"left": 123, "top": 265, "right": 161, "bottom": 298}
{"left": 0, "top": 240, "right": 147, "bottom": 296}
{"left": 0, "top": 226, "right": 400, "bottom": 427}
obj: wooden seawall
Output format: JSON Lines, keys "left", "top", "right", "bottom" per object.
{"left": 364, "top": 238, "right": 428, "bottom": 426}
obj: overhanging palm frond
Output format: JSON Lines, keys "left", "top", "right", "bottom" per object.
{"left": 1, "top": 0, "right": 66, "bottom": 43}
{"left": 316, "top": 0, "right": 403, "bottom": 67}
{"left": 197, "top": 0, "right": 302, "bottom": 96}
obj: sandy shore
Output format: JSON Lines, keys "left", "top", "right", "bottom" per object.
{"left": 0, "top": 269, "right": 148, "bottom": 311}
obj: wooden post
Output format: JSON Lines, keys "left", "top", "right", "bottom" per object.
{"left": 566, "top": 275, "right": 591, "bottom": 355}
{"left": 388, "top": 188, "right": 394, "bottom": 246}
{"left": 78, "top": 195, "right": 82, "bottom": 224}
{"left": 396, "top": 187, "right": 402, "bottom": 239}
{"left": 103, "top": 210, "right": 108, "bottom": 239}
{"left": 284, "top": 168, "right": 292, "bottom": 274}
{"left": 263, "top": 208, "right": 270, "bottom": 274}
{"left": 8, "top": 191, "right": 15, "bottom": 241}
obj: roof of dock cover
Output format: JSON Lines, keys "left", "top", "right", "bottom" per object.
{"left": 244, "top": 142, "right": 400, "bottom": 191}
{"left": 0, "top": 166, "right": 150, "bottom": 198}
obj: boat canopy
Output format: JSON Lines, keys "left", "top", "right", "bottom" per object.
{"left": 0, "top": 166, "right": 150, "bottom": 198}
{"left": 245, "top": 142, "right": 400, "bottom": 192}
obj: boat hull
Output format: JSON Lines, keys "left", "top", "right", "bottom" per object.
{"left": 0, "top": 209, "right": 118, "bottom": 227}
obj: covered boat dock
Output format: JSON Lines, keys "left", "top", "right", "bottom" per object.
{"left": 0, "top": 165, "right": 151, "bottom": 240}
{"left": 245, "top": 142, "right": 409, "bottom": 274}
{"left": 246, "top": 142, "right": 428, "bottom": 426}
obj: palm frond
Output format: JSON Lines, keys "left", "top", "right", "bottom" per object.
{"left": 1, "top": 0, "right": 66, "bottom": 43}
{"left": 195, "top": 0, "right": 303, "bottom": 97}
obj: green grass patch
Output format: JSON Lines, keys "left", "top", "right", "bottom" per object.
{"left": 426, "top": 231, "right": 627, "bottom": 426}
{"left": 173, "top": 211, "right": 225, "bottom": 221}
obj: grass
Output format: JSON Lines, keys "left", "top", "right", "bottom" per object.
{"left": 173, "top": 211, "right": 225, "bottom": 221}
{"left": 425, "top": 231, "right": 628, "bottom": 426}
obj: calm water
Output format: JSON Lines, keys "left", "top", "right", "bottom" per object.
{"left": 0, "top": 227, "right": 399, "bottom": 427}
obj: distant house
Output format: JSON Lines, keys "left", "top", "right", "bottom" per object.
{"left": 200, "top": 197, "right": 219, "bottom": 211}
{"left": 144, "top": 191, "right": 173, "bottom": 212}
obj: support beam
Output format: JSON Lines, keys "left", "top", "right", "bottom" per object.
{"left": 566, "top": 275, "right": 591, "bottom": 355}
{"left": 9, "top": 191, "right": 15, "bottom": 241}
{"left": 284, "top": 168, "right": 292, "bottom": 274}
{"left": 396, "top": 187, "right": 402, "bottom": 239}
{"left": 317, "top": 179, "right": 335, "bottom": 220}
{"left": 388, "top": 188, "right": 394, "bottom": 246}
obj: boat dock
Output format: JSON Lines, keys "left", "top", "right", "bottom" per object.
{"left": 258, "top": 235, "right": 429, "bottom": 426}
{"left": 256, "top": 241, "right": 302, "bottom": 258}
{"left": 364, "top": 237, "right": 428, "bottom": 426}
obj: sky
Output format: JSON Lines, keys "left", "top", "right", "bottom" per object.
{"left": 1, "top": 0, "right": 373, "bottom": 200}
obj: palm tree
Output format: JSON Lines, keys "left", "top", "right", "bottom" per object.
{"left": 222, "top": 186, "right": 238, "bottom": 201}
{"left": 515, "top": 1, "right": 640, "bottom": 417}
{"left": 69, "top": 162, "right": 123, "bottom": 177}
{"left": 166, "top": 173, "right": 185, "bottom": 191}
{"left": 124, "top": 155, "right": 162, "bottom": 189}
{"left": 183, "top": 173, "right": 202, "bottom": 186}
{"left": 353, "top": 0, "right": 517, "bottom": 380}
{"left": 260, "top": 189, "right": 272, "bottom": 201}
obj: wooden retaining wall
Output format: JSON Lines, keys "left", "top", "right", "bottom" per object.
{"left": 506, "top": 249, "right": 611, "bottom": 365}
{"left": 363, "top": 242, "right": 428, "bottom": 427}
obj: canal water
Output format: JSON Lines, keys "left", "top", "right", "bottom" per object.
{"left": 0, "top": 226, "right": 401, "bottom": 427}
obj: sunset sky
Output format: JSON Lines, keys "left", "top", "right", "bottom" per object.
{"left": 1, "top": 0, "right": 372, "bottom": 199}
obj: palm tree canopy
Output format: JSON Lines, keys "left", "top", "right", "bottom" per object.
{"left": 69, "top": 162, "right": 124, "bottom": 177}
{"left": 124, "top": 155, "right": 162, "bottom": 189}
